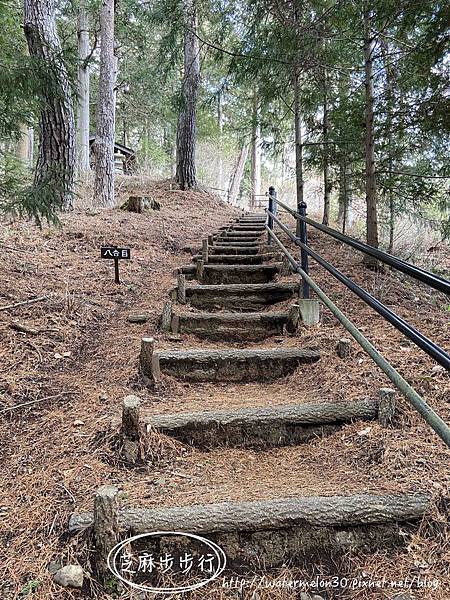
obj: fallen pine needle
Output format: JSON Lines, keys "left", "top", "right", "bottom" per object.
{"left": 0, "top": 296, "right": 47, "bottom": 312}
{"left": 0, "top": 392, "right": 69, "bottom": 414}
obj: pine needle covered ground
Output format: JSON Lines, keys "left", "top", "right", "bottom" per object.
{"left": 0, "top": 180, "right": 449, "bottom": 599}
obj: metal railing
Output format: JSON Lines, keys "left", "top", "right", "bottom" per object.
{"left": 265, "top": 187, "right": 450, "bottom": 448}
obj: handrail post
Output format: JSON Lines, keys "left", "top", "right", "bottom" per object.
{"left": 298, "top": 201, "right": 310, "bottom": 299}
{"left": 267, "top": 186, "right": 276, "bottom": 245}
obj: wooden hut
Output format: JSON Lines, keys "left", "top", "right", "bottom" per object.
{"left": 89, "top": 136, "right": 136, "bottom": 174}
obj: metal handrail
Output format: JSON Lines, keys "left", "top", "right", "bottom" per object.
{"left": 266, "top": 224, "right": 450, "bottom": 449}
{"left": 267, "top": 208, "right": 450, "bottom": 371}
{"left": 269, "top": 194, "right": 450, "bottom": 295}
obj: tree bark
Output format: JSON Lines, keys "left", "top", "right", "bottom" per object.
{"left": 217, "top": 90, "right": 224, "bottom": 190}
{"left": 93, "top": 0, "right": 115, "bottom": 207}
{"left": 15, "top": 123, "right": 30, "bottom": 164}
{"left": 227, "top": 143, "right": 248, "bottom": 205}
{"left": 338, "top": 156, "right": 354, "bottom": 235}
{"left": 293, "top": 70, "right": 304, "bottom": 236}
{"left": 322, "top": 70, "right": 331, "bottom": 226}
{"left": 70, "top": 493, "right": 430, "bottom": 534}
{"left": 250, "top": 95, "right": 261, "bottom": 209}
{"left": 363, "top": 1, "right": 379, "bottom": 255}
{"left": 76, "top": 0, "right": 90, "bottom": 178}
{"left": 93, "top": 486, "right": 119, "bottom": 579}
{"left": 176, "top": 0, "right": 200, "bottom": 189}
{"left": 380, "top": 41, "right": 396, "bottom": 254}
{"left": 24, "top": 0, "right": 75, "bottom": 210}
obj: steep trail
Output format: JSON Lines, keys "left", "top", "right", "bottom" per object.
{"left": 70, "top": 212, "right": 433, "bottom": 590}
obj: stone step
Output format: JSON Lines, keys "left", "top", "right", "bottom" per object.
{"left": 177, "top": 282, "right": 299, "bottom": 310}
{"left": 172, "top": 310, "right": 288, "bottom": 341}
{"left": 195, "top": 253, "right": 280, "bottom": 265}
{"left": 69, "top": 494, "right": 430, "bottom": 568}
{"left": 209, "top": 245, "right": 260, "bottom": 255}
{"left": 147, "top": 346, "right": 320, "bottom": 382}
{"left": 201, "top": 263, "right": 282, "bottom": 285}
{"left": 145, "top": 398, "right": 379, "bottom": 449}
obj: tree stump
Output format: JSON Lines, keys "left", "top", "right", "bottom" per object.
{"left": 202, "top": 239, "right": 209, "bottom": 263}
{"left": 196, "top": 259, "right": 204, "bottom": 282}
{"left": 121, "top": 395, "right": 141, "bottom": 463}
{"left": 280, "top": 255, "right": 291, "bottom": 276}
{"left": 378, "top": 388, "right": 396, "bottom": 427}
{"left": 121, "top": 395, "right": 141, "bottom": 440}
{"left": 286, "top": 303, "right": 300, "bottom": 333}
{"left": 177, "top": 273, "right": 186, "bottom": 304}
{"left": 122, "top": 196, "right": 143, "bottom": 213}
{"left": 337, "top": 338, "right": 352, "bottom": 358}
{"left": 140, "top": 337, "right": 160, "bottom": 381}
{"left": 160, "top": 301, "right": 172, "bottom": 331}
{"left": 94, "top": 486, "right": 119, "bottom": 580}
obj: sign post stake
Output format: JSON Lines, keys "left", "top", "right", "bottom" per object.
{"left": 100, "top": 246, "right": 131, "bottom": 283}
{"left": 114, "top": 258, "right": 120, "bottom": 284}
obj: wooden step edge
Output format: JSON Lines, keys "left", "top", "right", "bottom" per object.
{"left": 155, "top": 347, "right": 321, "bottom": 361}
{"left": 145, "top": 399, "right": 379, "bottom": 430}
{"left": 175, "top": 311, "right": 289, "bottom": 322}
{"left": 143, "top": 399, "right": 380, "bottom": 449}
{"left": 69, "top": 493, "right": 431, "bottom": 533}
{"left": 202, "top": 263, "right": 282, "bottom": 272}
{"left": 184, "top": 282, "right": 299, "bottom": 291}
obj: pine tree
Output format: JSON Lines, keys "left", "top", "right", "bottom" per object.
{"left": 23, "top": 0, "right": 75, "bottom": 211}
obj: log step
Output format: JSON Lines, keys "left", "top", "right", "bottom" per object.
{"left": 69, "top": 494, "right": 430, "bottom": 567}
{"left": 213, "top": 240, "right": 260, "bottom": 247}
{"left": 231, "top": 225, "right": 266, "bottom": 231}
{"left": 145, "top": 399, "right": 379, "bottom": 449}
{"left": 209, "top": 245, "right": 260, "bottom": 255}
{"left": 194, "top": 253, "right": 280, "bottom": 265}
{"left": 216, "top": 236, "right": 261, "bottom": 244}
{"left": 178, "top": 282, "right": 300, "bottom": 310}
{"left": 150, "top": 347, "right": 320, "bottom": 382}
{"left": 239, "top": 214, "right": 265, "bottom": 221}
{"left": 217, "top": 231, "right": 262, "bottom": 238}
{"left": 175, "top": 265, "right": 196, "bottom": 279}
{"left": 172, "top": 310, "right": 288, "bottom": 341}
{"left": 201, "top": 263, "right": 282, "bottom": 285}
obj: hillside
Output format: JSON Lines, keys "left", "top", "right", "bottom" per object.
{"left": 1, "top": 181, "right": 449, "bottom": 600}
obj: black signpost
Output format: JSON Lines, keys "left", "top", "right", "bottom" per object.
{"left": 101, "top": 246, "right": 131, "bottom": 284}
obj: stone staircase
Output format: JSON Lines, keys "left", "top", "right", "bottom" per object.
{"left": 70, "top": 212, "right": 430, "bottom": 587}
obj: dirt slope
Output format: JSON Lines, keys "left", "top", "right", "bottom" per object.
{"left": 0, "top": 180, "right": 449, "bottom": 599}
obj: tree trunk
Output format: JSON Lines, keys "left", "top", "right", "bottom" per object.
{"left": 28, "top": 127, "right": 34, "bottom": 164}
{"left": 338, "top": 155, "right": 353, "bottom": 234}
{"left": 176, "top": 0, "right": 199, "bottom": 190}
{"left": 337, "top": 159, "right": 345, "bottom": 224}
{"left": 293, "top": 70, "right": 304, "bottom": 236}
{"left": 250, "top": 96, "right": 261, "bottom": 209}
{"left": 217, "top": 90, "right": 224, "bottom": 190}
{"left": 380, "top": 40, "right": 396, "bottom": 254}
{"left": 15, "top": 123, "right": 30, "bottom": 164}
{"left": 363, "top": 1, "right": 378, "bottom": 254}
{"left": 228, "top": 143, "right": 249, "bottom": 206}
{"left": 24, "top": 0, "right": 75, "bottom": 210}
{"left": 93, "top": 0, "right": 115, "bottom": 207}
{"left": 76, "top": 0, "right": 90, "bottom": 178}
{"left": 322, "top": 70, "right": 330, "bottom": 226}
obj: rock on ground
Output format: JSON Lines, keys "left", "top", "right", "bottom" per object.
{"left": 52, "top": 564, "right": 84, "bottom": 588}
